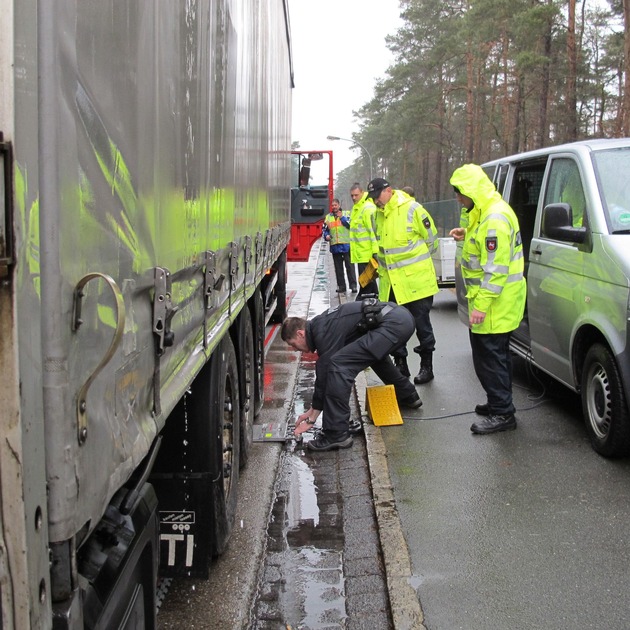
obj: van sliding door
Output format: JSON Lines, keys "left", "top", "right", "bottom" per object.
{"left": 527, "top": 156, "right": 588, "bottom": 386}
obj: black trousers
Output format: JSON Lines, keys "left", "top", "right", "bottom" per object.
{"left": 322, "top": 308, "right": 417, "bottom": 436}
{"left": 332, "top": 251, "right": 357, "bottom": 290}
{"left": 389, "top": 292, "right": 436, "bottom": 358}
{"left": 469, "top": 330, "right": 515, "bottom": 416}
{"left": 355, "top": 261, "right": 379, "bottom": 301}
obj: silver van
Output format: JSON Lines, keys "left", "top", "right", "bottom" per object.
{"left": 456, "top": 138, "right": 630, "bottom": 457}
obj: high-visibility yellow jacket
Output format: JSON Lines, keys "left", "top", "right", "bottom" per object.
{"left": 323, "top": 211, "right": 350, "bottom": 246}
{"left": 450, "top": 164, "right": 526, "bottom": 334}
{"left": 349, "top": 192, "right": 378, "bottom": 263}
{"left": 372, "top": 189, "right": 439, "bottom": 304}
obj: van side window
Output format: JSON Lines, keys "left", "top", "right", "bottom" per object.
{"left": 544, "top": 158, "right": 587, "bottom": 228}
{"left": 496, "top": 164, "right": 509, "bottom": 195}
{"left": 505, "top": 162, "right": 545, "bottom": 268}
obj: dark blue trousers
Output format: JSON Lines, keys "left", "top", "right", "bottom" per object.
{"left": 389, "top": 292, "right": 436, "bottom": 358}
{"left": 332, "top": 251, "right": 357, "bottom": 291}
{"left": 469, "top": 330, "right": 515, "bottom": 416}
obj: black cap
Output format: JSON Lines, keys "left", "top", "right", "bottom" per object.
{"left": 366, "top": 177, "right": 390, "bottom": 200}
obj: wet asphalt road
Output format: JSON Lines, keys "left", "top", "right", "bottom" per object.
{"left": 376, "top": 289, "right": 630, "bottom": 630}
{"left": 159, "top": 242, "right": 630, "bottom": 629}
{"left": 159, "top": 241, "right": 392, "bottom": 629}
{"left": 250, "top": 246, "right": 393, "bottom": 629}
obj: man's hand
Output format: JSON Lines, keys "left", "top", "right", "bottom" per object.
{"left": 469, "top": 309, "right": 486, "bottom": 326}
{"left": 449, "top": 227, "right": 466, "bottom": 241}
{"left": 294, "top": 407, "right": 321, "bottom": 436}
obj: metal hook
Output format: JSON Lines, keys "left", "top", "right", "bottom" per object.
{"left": 72, "top": 272, "right": 125, "bottom": 445}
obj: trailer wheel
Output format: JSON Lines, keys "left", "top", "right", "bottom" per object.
{"left": 236, "top": 309, "right": 255, "bottom": 468}
{"left": 269, "top": 250, "right": 287, "bottom": 324}
{"left": 208, "top": 335, "right": 240, "bottom": 556}
{"left": 251, "top": 288, "right": 265, "bottom": 416}
{"left": 581, "top": 343, "right": 630, "bottom": 458}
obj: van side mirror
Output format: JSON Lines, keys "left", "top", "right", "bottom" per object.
{"left": 542, "top": 203, "right": 587, "bottom": 244}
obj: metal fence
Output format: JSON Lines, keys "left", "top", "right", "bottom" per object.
{"left": 421, "top": 199, "right": 461, "bottom": 237}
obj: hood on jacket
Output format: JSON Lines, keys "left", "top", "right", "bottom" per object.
{"left": 450, "top": 164, "right": 501, "bottom": 211}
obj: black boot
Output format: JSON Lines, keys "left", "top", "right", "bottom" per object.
{"left": 393, "top": 356, "right": 411, "bottom": 378}
{"left": 414, "top": 352, "right": 434, "bottom": 384}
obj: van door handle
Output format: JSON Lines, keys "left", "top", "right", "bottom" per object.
{"left": 531, "top": 247, "right": 542, "bottom": 256}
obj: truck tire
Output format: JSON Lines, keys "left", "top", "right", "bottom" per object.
{"left": 269, "top": 250, "right": 287, "bottom": 324}
{"left": 235, "top": 309, "right": 255, "bottom": 468}
{"left": 208, "top": 335, "right": 241, "bottom": 557}
{"left": 251, "top": 289, "right": 265, "bottom": 416}
{"left": 581, "top": 343, "right": 630, "bottom": 457}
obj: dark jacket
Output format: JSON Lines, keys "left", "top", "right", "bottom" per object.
{"left": 305, "top": 301, "right": 399, "bottom": 410}
{"left": 306, "top": 301, "right": 364, "bottom": 409}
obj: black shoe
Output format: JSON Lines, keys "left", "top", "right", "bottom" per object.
{"left": 471, "top": 414, "right": 517, "bottom": 434}
{"left": 348, "top": 419, "right": 363, "bottom": 434}
{"left": 336, "top": 287, "right": 347, "bottom": 293}
{"left": 393, "top": 356, "right": 411, "bottom": 378}
{"left": 475, "top": 403, "right": 490, "bottom": 416}
{"left": 400, "top": 394, "right": 423, "bottom": 409}
{"left": 307, "top": 432, "right": 353, "bottom": 451}
{"left": 414, "top": 367, "right": 434, "bottom": 384}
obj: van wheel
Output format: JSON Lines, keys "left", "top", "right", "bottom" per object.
{"left": 581, "top": 343, "right": 630, "bottom": 458}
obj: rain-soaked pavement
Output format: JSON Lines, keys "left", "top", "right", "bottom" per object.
{"left": 158, "top": 241, "right": 396, "bottom": 629}
{"left": 160, "top": 236, "right": 630, "bottom": 630}
{"left": 376, "top": 287, "right": 630, "bottom": 630}
{"left": 250, "top": 244, "right": 392, "bottom": 629}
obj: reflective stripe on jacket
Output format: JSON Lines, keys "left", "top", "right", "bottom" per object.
{"left": 372, "top": 189, "right": 439, "bottom": 304}
{"left": 450, "top": 164, "right": 526, "bottom": 334}
{"left": 349, "top": 192, "right": 378, "bottom": 263}
{"left": 323, "top": 211, "right": 350, "bottom": 246}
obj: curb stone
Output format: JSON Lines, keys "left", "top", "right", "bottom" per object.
{"left": 354, "top": 370, "right": 427, "bottom": 630}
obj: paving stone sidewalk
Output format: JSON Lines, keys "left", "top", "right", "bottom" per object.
{"left": 250, "top": 247, "right": 393, "bottom": 629}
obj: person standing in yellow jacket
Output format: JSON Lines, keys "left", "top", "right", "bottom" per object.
{"left": 367, "top": 177, "right": 439, "bottom": 384}
{"left": 349, "top": 183, "right": 379, "bottom": 300}
{"left": 449, "top": 163, "right": 526, "bottom": 435}
{"left": 323, "top": 198, "right": 358, "bottom": 293}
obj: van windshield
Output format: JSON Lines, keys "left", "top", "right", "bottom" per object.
{"left": 593, "top": 148, "right": 630, "bottom": 233}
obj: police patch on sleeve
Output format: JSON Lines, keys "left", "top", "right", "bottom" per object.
{"left": 423, "top": 217, "right": 431, "bottom": 230}
{"left": 486, "top": 237, "right": 498, "bottom": 252}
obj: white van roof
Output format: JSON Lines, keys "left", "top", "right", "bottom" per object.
{"left": 482, "top": 138, "right": 630, "bottom": 167}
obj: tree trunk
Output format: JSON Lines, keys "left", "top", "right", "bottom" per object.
{"left": 623, "top": 0, "right": 630, "bottom": 135}
{"left": 566, "top": 0, "right": 578, "bottom": 140}
{"left": 501, "top": 29, "right": 511, "bottom": 155}
{"left": 436, "top": 68, "right": 445, "bottom": 197}
{"left": 465, "top": 42, "right": 475, "bottom": 161}
{"left": 538, "top": 0, "right": 553, "bottom": 147}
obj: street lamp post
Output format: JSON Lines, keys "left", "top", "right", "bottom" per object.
{"left": 326, "top": 135, "right": 373, "bottom": 181}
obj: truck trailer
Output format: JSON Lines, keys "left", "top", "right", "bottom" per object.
{"left": 0, "top": 0, "right": 293, "bottom": 627}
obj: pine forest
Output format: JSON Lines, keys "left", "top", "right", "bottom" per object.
{"left": 334, "top": 0, "right": 630, "bottom": 201}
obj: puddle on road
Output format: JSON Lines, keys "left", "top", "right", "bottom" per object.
{"left": 251, "top": 445, "right": 347, "bottom": 629}
{"left": 307, "top": 251, "right": 332, "bottom": 318}
{"left": 250, "top": 342, "right": 347, "bottom": 629}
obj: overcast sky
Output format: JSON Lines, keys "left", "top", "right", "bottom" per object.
{"left": 287, "top": 0, "right": 403, "bottom": 180}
